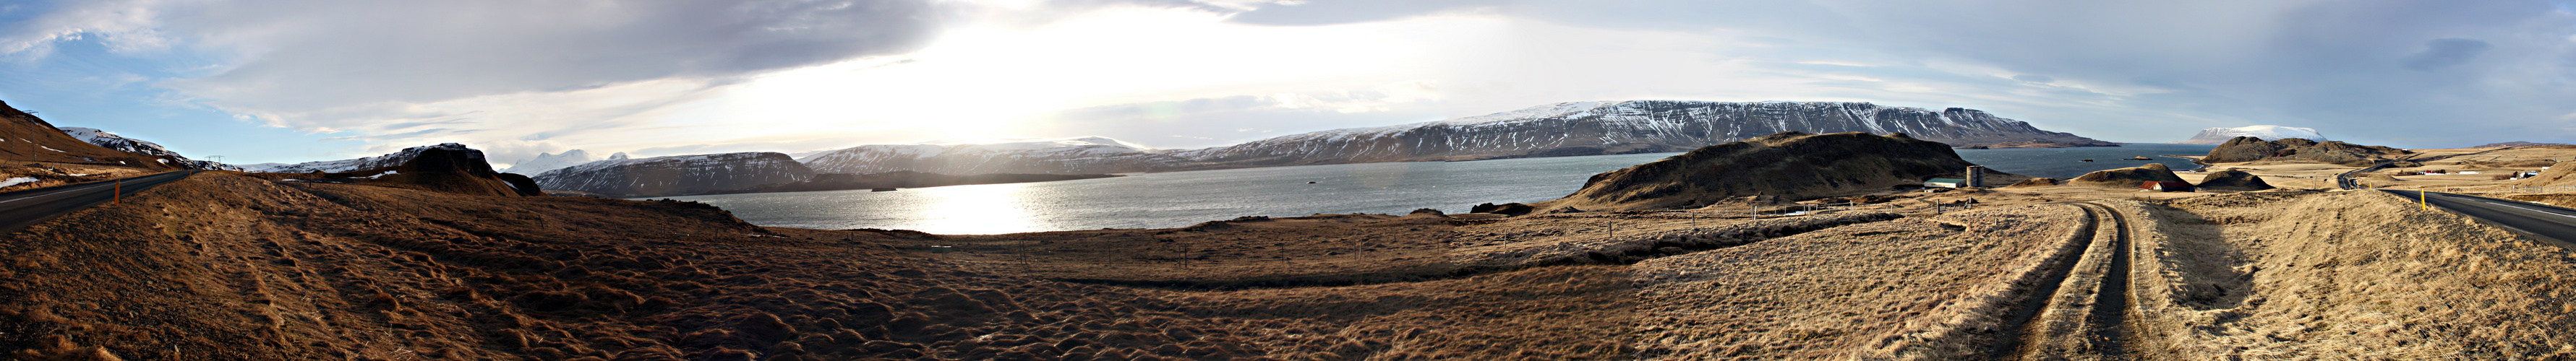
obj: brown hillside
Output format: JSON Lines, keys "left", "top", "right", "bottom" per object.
{"left": 2201, "top": 136, "right": 2410, "bottom": 166}
{"left": 2068, "top": 162, "right": 2187, "bottom": 187}
{"left": 0, "top": 173, "right": 1639, "bottom": 360}
{"left": 2194, "top": 169, "right": 2276, "bottom": 191}
{"left": 0, "top": 100, "right": 176, "bottom": 170}
{"left": 1535, "top": 131, "right": 2020, "bottom": 212}
{"left": 2517, "top": 161, "right": 2575, "bottom": 186}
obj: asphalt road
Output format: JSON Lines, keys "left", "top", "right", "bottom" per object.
{"left": 2383, "top": 189, "right": 2576, "bottom": 250}
{"left": 0, "top": 170, "right": 198, "bottom": 235}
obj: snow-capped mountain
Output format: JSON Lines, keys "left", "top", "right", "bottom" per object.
{"left": 503, "top": 149, "right": 598, "bottom": 175}
{"left": 2173, "top": 125, "right": 2327, "bottom": 144}
{"left": 799, "top": 136, "right": 1186, "bottom": 175}
{"left": 793, "top": 100, "right": 2112, "bottom": 175}
{"left": 263, "top": 143, "right": 485, "bottom": 173}
{"left": 56, "top": 126, "right": 244, "bottom": 170}
{"left": 1168, "top": 100, "right": 2113, "bottom": 169}
{"left": 532, "top": 152, "right": 813, "bottom": 197}
{"left": 236, "top": 162, "right": 288, "bottom": 172}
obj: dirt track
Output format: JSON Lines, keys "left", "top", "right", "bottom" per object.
{"left": 10, "top": 172, "right": 2576, "bottom": 360}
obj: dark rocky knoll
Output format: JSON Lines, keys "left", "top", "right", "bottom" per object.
{"left": 1534, "top": 131, "right": 2017, "bottom": 212}
{"left": 320, "top": 147, "right": 544, "bottom": 196}
{"left": 2201, "top": 136, "right": 2410, "bottom": 166}
{"left": 2069, "top": 163, "right": 2188, "bottom": 187}
{"left": 534, "top": 152, "right": 814, "bottom": 197}
{"left": 707, "top": 170, "right": 1120, "bottom": 194}
{"left": 0, "top": 100, "right": 177, "bottom": 169}
{"left": 2194, "top": 169, "right": 2276, "bottom": 191}
{"left": 1171, "top": 100, "right": 2113, "bottom": 170}
{"left": 261, "top": 143, "right": 485, "bottom": 173}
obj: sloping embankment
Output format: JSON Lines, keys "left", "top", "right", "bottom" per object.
{"left": 2127, "top": 191, "right": 2576, "bottom": 357}
{"left": 1626, "top": 205, "right": 2093, "bottom": 359}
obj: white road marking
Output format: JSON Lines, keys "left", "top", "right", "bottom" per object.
{"left": 2478, "top": 200, "right": 2576, "bottom": 219}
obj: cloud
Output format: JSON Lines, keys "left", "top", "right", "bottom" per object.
{"left": 13, "top": 0, "right": 2576, "bottom": 164}
{"left": 2402, "top": 38, "right": 2492, "bottom": 71}
{"left": 1223, "top": 0, "right": 1501, "bottom": 25}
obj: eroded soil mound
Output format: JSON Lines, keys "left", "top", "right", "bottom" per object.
{"left": 1536, "top": 131, "right": 2017, "bottom": 212}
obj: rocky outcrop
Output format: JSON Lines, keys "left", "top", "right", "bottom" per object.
{"left": 263, "top": 143, "right": 482, "bottom": 173}
{"left": 2173, "top": 125, "right": 2325, "bottom": 144}
{"left": 2194, "top": 170, "right": 2275, "bottom": 191}
{"left": 277, "top": 147, "right": 539, "bottom": 197}
{"left": 57, "top": 127, "right": 241, "bottom": 170}
{"left": 1533, "top": 131, "right": 2019, "bottom": 212}
{"left": 0, "top": 100, "right": 178, "bottom": 169}
{"left": 2068, "top": 163, "right": 2188, "bottom": 187}
{"left": 533, "top": 152, "right": 813, "bottom": 197}
{"left": 1170, "top": 101, "right": 2113, "bottom": 170}
{"left": 495, "top": 173, "right": 545, "bottom": 196}
{"left": 800, "top": 136, "right": 1186, "bottom": 175}
{"left": 1469, "top": 202, "right": 1536, "bottom": 216}
{"left": 2201, "top": 136, "right": 2410, "bottom": 166}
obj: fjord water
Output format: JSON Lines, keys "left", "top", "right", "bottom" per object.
{"left": 662, "top": 143, "right": 2216, "bottom": 234}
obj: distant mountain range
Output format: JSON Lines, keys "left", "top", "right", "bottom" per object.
{"left": 797, "top": 136, "right": 1184, "bottom": 175}
{"left": 533, "top": 152, "right": 811, "bottom": 197}
{"left": 503, "top": 149, "right": 600, "bottom": 175}
{"left": 791, "top": 100, "right": 2111, "bottom": 175}
{"left": 263, "top": 100, "right": 2121, "bottom": 197}
{"left": 2173, "top": 125, "right": 2327, "bottom": 144}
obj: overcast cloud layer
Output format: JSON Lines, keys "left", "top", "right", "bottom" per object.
{"left": 1, "top": 0, "right": 2571, "bottom": 165}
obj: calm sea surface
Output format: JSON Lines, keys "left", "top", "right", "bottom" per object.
{"left": 659, "top": 143, "right": 2217, "bottom": 234}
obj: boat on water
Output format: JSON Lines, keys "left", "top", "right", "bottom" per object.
{"left": 2081, "top": 159, "right": 2094, "bottom": 162}
{"left": 870, "top": 188, "right": 898, "bottom": 192}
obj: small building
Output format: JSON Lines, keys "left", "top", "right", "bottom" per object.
{"left": 1925, "top": 178, "right": 1968, "bottom": 188}
{"left": 2140, "top": 180, "right": 2194, "bottom": 192}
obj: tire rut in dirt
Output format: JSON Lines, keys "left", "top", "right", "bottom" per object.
{"left": 1990, "top": 202, "right": 2141, "bottom": 360}
{"left": 2084, "top": 202, "right": 2136, "bottom": 359}
{"left": 1982, "top": 204, "right": 2100, "bottom": 358}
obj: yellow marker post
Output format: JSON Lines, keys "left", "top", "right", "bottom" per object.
{"left": 2420, "top": 191, "right": 2428, "bottom": 210}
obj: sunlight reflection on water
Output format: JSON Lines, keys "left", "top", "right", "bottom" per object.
{"left": 656, "top": 144, "right": 2215, "bottom": 235}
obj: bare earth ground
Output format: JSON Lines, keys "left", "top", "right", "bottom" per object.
{"left": 0, "top": 162, "right": 160, "bottom": 193}
{"left": 10, "top": 149, "right": 2576, "bottom": 359}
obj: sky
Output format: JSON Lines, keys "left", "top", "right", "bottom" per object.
{"left": 1, "top": 0, "right": 2572, "bottom": 167}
